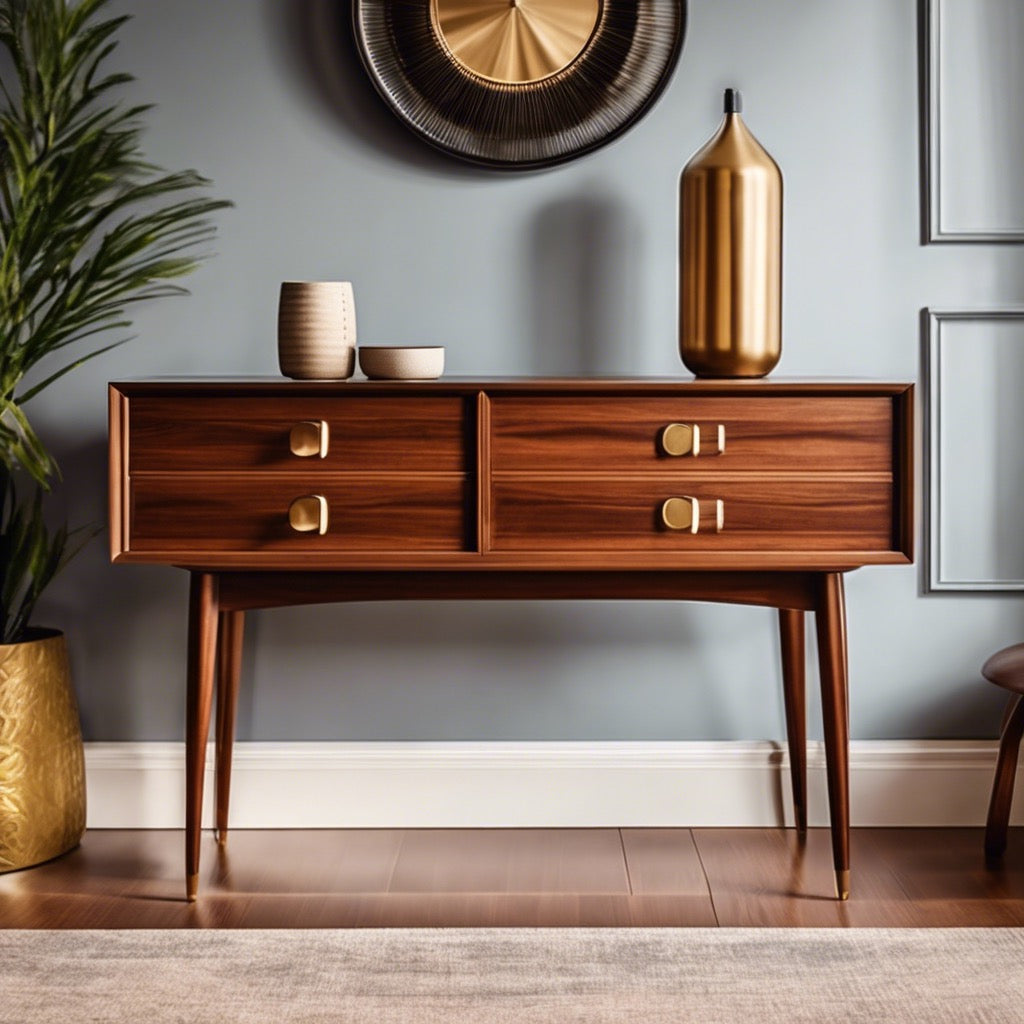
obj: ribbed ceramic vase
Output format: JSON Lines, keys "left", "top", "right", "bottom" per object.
{"left": 679, "top": 89, "right": 782, "bottom": 378}
{"left": 278, "top": 281, "right": 356, "bottom": 380}
{"left": 0, "top": 629, "right": 86, "bottom": 872}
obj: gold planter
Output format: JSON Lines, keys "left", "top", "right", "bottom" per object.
{"left": 0, "top": 629, "right": 86, "bottom": 872}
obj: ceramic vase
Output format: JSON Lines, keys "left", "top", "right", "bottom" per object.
{"left": 278, "top": 281, "right": 356, "bottom": 380}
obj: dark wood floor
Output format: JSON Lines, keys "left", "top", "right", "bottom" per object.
{"left": 2, "top": 827, "right": 1024, "bottom": 928}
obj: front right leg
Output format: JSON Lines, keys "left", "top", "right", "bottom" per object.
{"left": 778, "top": 607, "right": 807, "bottom": 834}
{"left": 215, "top": 609, "right": 245, "bottom": 847}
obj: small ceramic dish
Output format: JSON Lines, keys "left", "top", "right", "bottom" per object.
{"left": 358, "top": 346, "right": 445, "bottom": 380}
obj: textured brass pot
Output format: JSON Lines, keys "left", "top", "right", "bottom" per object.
{"left": 0, "top": 629, "right": 86, "bottom": 872}
{"left": 679, "top": 88, "right": 782, "bottom": 378}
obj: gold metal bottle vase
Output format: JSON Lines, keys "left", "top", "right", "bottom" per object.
{"left": 679, "top": 88, "right": 782, "bottom": 378}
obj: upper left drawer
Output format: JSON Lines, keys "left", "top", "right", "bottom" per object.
{"left": 126, "top": 396, "right": 469, "bottom": 473}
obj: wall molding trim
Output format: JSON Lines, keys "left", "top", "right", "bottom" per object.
{"left": 923, "top": 0, "right": 1024, "bottom": 242}
{"left": 84, "top": 740, "right": 1012, "bottom": 830}
{"left": 925, "top": 307, "right": 1024, "bottom": 591}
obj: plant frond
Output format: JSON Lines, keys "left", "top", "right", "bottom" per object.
{"left": 0, "top": 0, "right": 231, "bottom": 629}
{"left": 19, "top": 336, "right": 127, "bottom": 402}
{"left": 0, "top": 470, "right": 97, "bottom": 642}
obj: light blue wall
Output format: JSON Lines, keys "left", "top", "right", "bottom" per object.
{"left": 29, "top": 0, "right": 1024, "bottom": 741}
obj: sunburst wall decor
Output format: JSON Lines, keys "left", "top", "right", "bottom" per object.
{"left": 353, "top": 0, "right": 687, "bottom": 169}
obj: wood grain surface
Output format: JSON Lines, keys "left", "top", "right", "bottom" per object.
{"left": 128, "top": 396, "right": 470, "bottom": 473}
{"left": 128, "top": 474, "right": 470, "bottom": 553}
{"left": 2, "top": 827, "right": 1021, "bottom": 928}
{"left": 109, "top": 380, "right": 914, "bottom": 570}
{"left": 490, "top": 396, "right": 895, "bottom": 473}
{"left": 490, "top": 477, "right": 894, "bottom": 551}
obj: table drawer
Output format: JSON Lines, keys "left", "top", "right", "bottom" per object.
{"left": 127, "top": 474, "right": 469, "bottom": 553}
{"left": 127, "top": 396, "right": 468, "bottom": 473}
{"left": 490, "top": 397, "right": 894, "bottom": 473}
{"left": 490, "top": 478, "right": 895, "bottom": 552}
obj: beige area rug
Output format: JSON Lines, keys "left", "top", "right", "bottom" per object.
{"left": 1, "top": 927, "right": 1022, "bottom": 1023}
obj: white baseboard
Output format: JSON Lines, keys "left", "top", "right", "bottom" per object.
{"left": 82, "top": 740, "right": 1017, "bottom": 830}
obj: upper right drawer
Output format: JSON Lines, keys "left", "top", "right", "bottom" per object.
{"left": 489, "top": 396, "right": 895, "bottom": 474}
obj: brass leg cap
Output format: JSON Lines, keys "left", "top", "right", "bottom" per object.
{"left": 835, "top": 869, "right": 850, "bottom": 901}
{"left": 186, "top": 873, "right": 199, "bottom": 903}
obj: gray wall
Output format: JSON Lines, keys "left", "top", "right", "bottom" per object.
{"left": 29, "top": 0, "right": 1024, "bottom": 742}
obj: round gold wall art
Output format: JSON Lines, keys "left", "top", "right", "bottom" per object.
{"left": 431, "top": 0, "right": 602, "bottom": 84}
{"left": 353, "top": 0, "right": 687, "bottom": 169}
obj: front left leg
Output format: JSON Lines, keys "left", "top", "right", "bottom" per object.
{"left": 185, "top": 572, "right": 220, "bottom": 902}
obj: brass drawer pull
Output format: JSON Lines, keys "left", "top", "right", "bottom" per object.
{"left": 288, "top": 494, "right": 329, "bottom": 535}
{"left": 660, "top": 423, "right": 726, "bottom": 457}
{"left": 289, "top": 420, "right": 329, "bottom": 458}
{"left": 661, "top": 423, "right": 699, "bottom": 457}
{"left": 662, "top": 496, "right": 699, "bottom": 533}
{"left": 661, "top": 497, "right": 725, "bottom": 534}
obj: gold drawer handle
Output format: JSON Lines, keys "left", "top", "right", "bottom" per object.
{"left": 661, "top": 497, "right": 725, "bottom": 534}
{"left": 289, "top": 494, "right": 328, "bottom": 535}
{"left": 660, "top": 423, "right": 726, "bottom": 457}
{"left": 662, "top": 496, "right": 699, "bottom": 532}
{"left": 289, "top": 420, "right": 329, "bottom": 458}
{"left": 661, "top": 423, "right": 699, "bottom": 457}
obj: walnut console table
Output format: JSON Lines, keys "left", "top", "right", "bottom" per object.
{"left": 108, "top": 378, "right": 914, "bottom": 902}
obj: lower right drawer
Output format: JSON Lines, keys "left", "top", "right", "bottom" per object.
{"left": 490, "top": 478, "right": 895, "bottom": 553}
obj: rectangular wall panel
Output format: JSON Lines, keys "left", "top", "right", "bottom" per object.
{"left": 927, "top": 310, "right": 1024, "bottom": 589}
{"left": 926, "top": 0, "right": 1024, "bottom": 241}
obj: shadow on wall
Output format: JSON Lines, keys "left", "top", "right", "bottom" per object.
{"left": 527, "top": 195, "right": 643, "bottom": 375}
{"left": 29, "top": 429, "right": 190, "bottom": 740}
{"left": 271, "top": 0, "right": 651, "bottom": 378}
{"left": 882, "top": 679, "right": 1006, "bottom": 741}
{"left": 249, "top": 597, "right": 741, "bottom": 742}
{"left": 269, "top": 0, "right": 490, "bottom": 179}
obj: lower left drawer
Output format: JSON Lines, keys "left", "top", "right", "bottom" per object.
{"left": 127, "top": 474, "right": 469, "bottom": 554}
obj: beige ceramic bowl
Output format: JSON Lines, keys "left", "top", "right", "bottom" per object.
{"left": 358, "top": 346, "right": 445, "bottom": 380}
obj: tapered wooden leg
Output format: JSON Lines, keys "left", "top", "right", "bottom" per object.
{"left": 1000, "top": 694, "right": 1020, "bottom": 734}
{"left": 778, "top": 608, "right": 807, "bottom": 834}
{"left": 186, "top": 572, "right": 220, "bottom": 902}
{"left": 985, "top": 694, "right": 1024, "bottom": 861}
{"left": 814, "top": 572, "right": 850, "bottom": 901}
{"left": 215, "top": 610, "right": 244, "bottom": 847}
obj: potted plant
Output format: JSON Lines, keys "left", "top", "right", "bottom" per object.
{"left": 0, "top": 0, "right": 230, "bottom": 870}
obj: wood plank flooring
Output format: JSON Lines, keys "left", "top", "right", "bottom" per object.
{"left": 2, "top": 827, "right": 1024, "bottom": 928}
